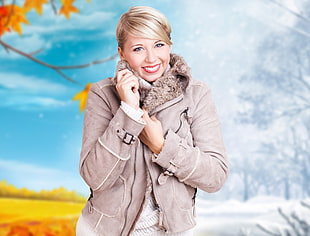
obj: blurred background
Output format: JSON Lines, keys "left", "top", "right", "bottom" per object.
{"left": 0, "top": 0, "right": 309, "bottom": 235}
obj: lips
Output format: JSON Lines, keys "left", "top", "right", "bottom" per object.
{"left": 142, "top": 64, "right": 161, "bottom": 73}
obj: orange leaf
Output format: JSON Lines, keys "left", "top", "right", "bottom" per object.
{"left": 24, "top": 0, "right": 49, "bottom": 15}
{"left": 1, "top": 5, "right": 29, "bottom": 35}
{"left": 0, "top": 6, "right": 9, "bottom": 17}
{"left": 10, "top": 5, "right": 29, "bottom": 35}
{"left": 72, "top": 83, "right": 92, "bottom": 112}
{"left": 0, "top": 6, "right": 10, "bottom": 36}
{"left": 59, "top": 0, "right": 79, "bottom": 19}
{"left": 7, "top": 225, "right": 32, "bottom": 236}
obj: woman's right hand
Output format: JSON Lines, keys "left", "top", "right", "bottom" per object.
{"left": 116, "top": 69, "right": 140, "bottom": 110}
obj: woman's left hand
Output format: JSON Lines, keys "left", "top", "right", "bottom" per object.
{"left": 139, "top": 109, "right": 165, "bottom": 155}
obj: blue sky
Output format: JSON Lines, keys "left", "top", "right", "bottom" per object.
{"left": 0, "top": 0, "right": 300, "bottom": 196}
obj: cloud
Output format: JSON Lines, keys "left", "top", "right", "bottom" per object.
{"left": 0, "top": 72, "right": 67, "bottom": 93}
{"left": 22, "top": 10, "right": 116, "bottom": 39}
{"left": 2, "top": 95, "right": 71, "bottom": 110}
{"left": 0, "top": 72, "right": 72, "bottom": 110}
{"left": 0, "top": 34, "right": 50, "bottom": 59}
{"left": 0, "top": 159, "right": 88, "bottom": 194}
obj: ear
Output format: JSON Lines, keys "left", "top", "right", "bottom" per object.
{"left": 118, "top": 47, "right": 125, "bottom": 60}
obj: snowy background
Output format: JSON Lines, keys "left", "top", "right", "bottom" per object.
{"left": 0, "top": 0, "right": 309, "bottom": 235}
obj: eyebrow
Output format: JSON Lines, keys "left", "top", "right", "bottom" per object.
{"left": 130, "top": 40, "right": 164, "bottom": 49}
{"left": 130, "top": 44, "right": 143, "bottom": 49}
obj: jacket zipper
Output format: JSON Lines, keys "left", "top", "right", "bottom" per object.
{"left": 147, "top": 153, "right": 168, "bottom": 232}
{"left": 120, "top": 144, "right": 138, "bottom": 236}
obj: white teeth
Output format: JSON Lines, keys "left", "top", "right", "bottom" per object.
{"left": 144, "top": 64, "right": 160, "bottom": 73}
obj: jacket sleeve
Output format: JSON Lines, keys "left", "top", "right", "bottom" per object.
{"left": 152, "top": 83, "right": 229, "bottom": 193}
{"left": 79, "top": 82, "right": 145, "bottom": 192}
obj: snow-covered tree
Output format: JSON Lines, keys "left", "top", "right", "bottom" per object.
{"left": 237, "top": 0, "right": 310, "bottom": 199}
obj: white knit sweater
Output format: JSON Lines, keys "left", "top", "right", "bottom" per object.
{"left": 130, "top": 195, "right": 194, "bottom": 236}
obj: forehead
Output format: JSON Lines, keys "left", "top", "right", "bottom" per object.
{"left": 124, "top": 35, "right": 161, "bottom": 47}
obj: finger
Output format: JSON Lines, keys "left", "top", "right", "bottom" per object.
{"left": 117, "top": 75, "right": 138, "bottom": 92}
{"left": 124, "top": 77, "right": 139, "bottom": 94}
{"left": 150, "top": 115, "right": 158, "bottom": 122}
{"left": 142, "top": 109, "right": 151, "bottom": 120}
{"left": 130, "top": 76, "right": 139, "bottom": 92}
{"left": 122, "top": 74, "right": 139, "bottom": 90}
{"left": 117, "top": 69, "right": 132, "bottom": 82}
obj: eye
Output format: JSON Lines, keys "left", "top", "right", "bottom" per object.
{"left": 155, "top": 42, "right": 165, "bottom": 48}
{"left": 133, "top": 47, "right": 143, "bottom": 52}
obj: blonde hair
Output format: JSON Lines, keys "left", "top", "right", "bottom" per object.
{"left": 116, "top": 6, "right": 172, "bottom": 49}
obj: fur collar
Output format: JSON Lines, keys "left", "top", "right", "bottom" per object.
{"left": 112, "top": 53, "right": 191, "bottom": 114}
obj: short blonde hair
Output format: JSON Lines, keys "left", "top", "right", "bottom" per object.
{"left": 116, "top": 6, "right": 172, "bottom": 49}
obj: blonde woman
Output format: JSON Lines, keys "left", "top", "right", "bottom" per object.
{"left": 76, "top": 6, "right": 228, "bottom": 236}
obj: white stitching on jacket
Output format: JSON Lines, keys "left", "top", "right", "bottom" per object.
{"left": 179, "top": 149, "right": 200, "bottom": 183}
{"left": 98, "top": 137, "right": 130, "bottom": 161}
{"left": 94, "top": 137, "right": 130, "bottom": 191}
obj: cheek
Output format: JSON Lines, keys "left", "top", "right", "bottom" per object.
{"left": 126, "top": 55, "right": 143, "bottom": 70}
{"left": 162, "top": 48, "right": 171, "bottom": 62}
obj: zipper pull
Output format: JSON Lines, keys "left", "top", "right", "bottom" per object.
{"left": 155, "top": 203, "right": 168, "bottom": 232}
{"left": 155, "top": 204, "right": 164, "bottom": 227}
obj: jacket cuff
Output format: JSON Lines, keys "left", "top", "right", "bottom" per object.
{"left": 110, "top": 107, "right": 145, "bottom": 144}
{"left": 152, "top": 129, "right": 181, "bottom": 170}
{"left": 120, "top": 101, "right": 144, "bottom": 122}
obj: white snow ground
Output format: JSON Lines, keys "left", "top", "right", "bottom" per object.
{"left": 193, "top": 196, "right": 310, "bottom": 236}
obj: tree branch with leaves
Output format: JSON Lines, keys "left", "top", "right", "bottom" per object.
{"left": 0, "top": 0, "right": 118, "bottom": 111}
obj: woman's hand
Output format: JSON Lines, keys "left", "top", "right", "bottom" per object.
{"left": 139, "top": 109, "right": 165, "bottom": 154}
{"left": 116, "top": 69, "right": 140, "bottom": 109}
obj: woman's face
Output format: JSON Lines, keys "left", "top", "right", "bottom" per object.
{"left": 118, "top": 35, "right": 171, "bottom": 83}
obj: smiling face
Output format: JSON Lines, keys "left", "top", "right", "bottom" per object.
{"left": 118, "top": 35, "right": 171, "bottom": 83}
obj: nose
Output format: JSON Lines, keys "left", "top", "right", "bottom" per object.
{"left": 145, "top": 48, "right": 156, "bottom": 63}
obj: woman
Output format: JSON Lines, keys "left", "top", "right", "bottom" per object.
{"left": 76, "top": 6, "right": 228, "bottom": 236}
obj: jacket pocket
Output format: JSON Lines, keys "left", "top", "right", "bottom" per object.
{"left": 95, "top": 175, "right": 126, "bottom": 217}
{"left": 81, "top": 201, "right": 103, "bottom": 232}
{"left": 81, "top": 176, "right": 126, "bottom": 234}
{"left": 82, "top": 200, "right": 123, "bottom": 235}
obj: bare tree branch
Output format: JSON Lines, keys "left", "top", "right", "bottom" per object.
{"left": 282, "top": 24, "right": 310, "bottom": 40}
{"left": 29, "top": 48, "right": 44, "bottom": 56}
{"left": 268, "top": 0, "right": 310, "bottom": 24}
{"left": 56, "top": 54, "right": 119, "bottom": 70}
{"left": 0, "top": 40, "right": 10, "bottom": 53}
{"left": 256, "top": 224, "right": 281, "bottom": 236}
{"left": 0, "top": 39, "right": 118, "bottom": 84}
{"left": 50, "top": 0, "right": 58, "bottom": 15}
{"left": 301, "top": 200, "right": 310, "bottom": 209}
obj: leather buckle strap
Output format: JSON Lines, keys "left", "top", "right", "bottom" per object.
{"left": 123, "top": 132, "right": 135, "bottom": 145}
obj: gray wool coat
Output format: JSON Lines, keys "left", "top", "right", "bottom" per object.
{"left": 79, "top": 54, "right": 229, "bottom": 236}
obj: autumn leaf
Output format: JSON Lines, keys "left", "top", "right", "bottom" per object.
{"left": 10, "top": 5, "right": 30, "bottom": 35}
{"left": 1, "top": 4, "right": 30, "bottom": 35}
{"left": 0, "top": 6, "right": 10, "bottom": 36}
{"left": 59, "top": 0, "right": 79, "bottom": 19}
{"left": 72, "top": 83, "right": 91, "bottom": 112}
{"left": 7, "top": 225, "right": 33, "bottom": 236}
{"left": 24, "top": 0, "right": 49, "bottom": 15}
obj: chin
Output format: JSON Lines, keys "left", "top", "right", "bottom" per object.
{"left": 141, "top": 71, "right": 164, "bottom": 83}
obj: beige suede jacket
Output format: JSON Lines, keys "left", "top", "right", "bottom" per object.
{"left": 79, "top": 54, "right": 229, "bottom": 236}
